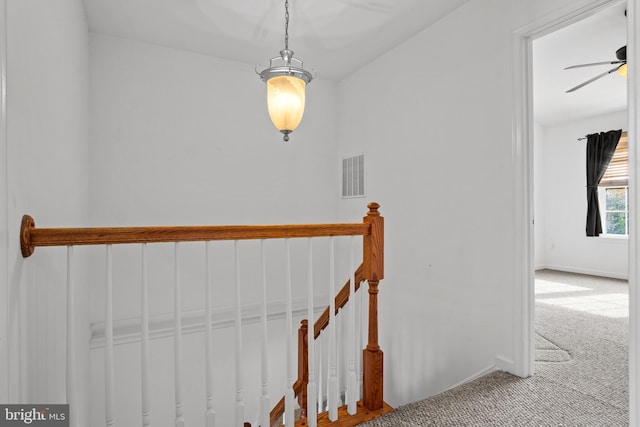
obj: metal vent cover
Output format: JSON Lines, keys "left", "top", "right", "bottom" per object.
{"left": 342, "top": 154, "right": 365, "bottom": 198}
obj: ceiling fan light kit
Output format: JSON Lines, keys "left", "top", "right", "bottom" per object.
{"left": 617, "top": 63, "right": 627, "bottom": 78}
{"left": 256, "top": 0, "right": 315, "bottom": 142}
{"left": 616, "top": 46, "right": 627, "bottom": 77}
{"left": 565, "top": 44, "right": 627, "bottom": 93}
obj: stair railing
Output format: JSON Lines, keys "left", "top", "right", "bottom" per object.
{"left": 20, "top": 202, "right": 387, "bottom": 427}
{"left": 269, "top": 263, "right": 367, "bottom": 425}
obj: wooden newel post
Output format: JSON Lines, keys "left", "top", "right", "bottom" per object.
{"left": 297, "top": 319, "right": 309, "bottom": 419}
{"left": 363, "top": 202, "right": 384, "bottom": 410}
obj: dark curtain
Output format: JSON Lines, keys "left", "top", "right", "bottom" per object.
{"left": 585, "top": 129, "right": 622, "bottom": 236}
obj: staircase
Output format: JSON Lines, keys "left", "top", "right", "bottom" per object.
{"left": 270, "top": 261, "right": 393, "bottom": 426}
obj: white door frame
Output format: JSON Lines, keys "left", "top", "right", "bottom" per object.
{"left": 627, "top": 1, "right": 640, "bottom": 425}
{"left": 512, "top": 0, "right": 638, "bottom": 423}
{"left": 0, "top": 0, "right": 8, "bottom": 404}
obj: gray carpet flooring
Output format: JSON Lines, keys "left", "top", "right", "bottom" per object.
{"left": 362, "top": 270, "right": 629, "bottom": 426}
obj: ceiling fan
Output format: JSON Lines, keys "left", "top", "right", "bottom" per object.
{"left": 564, "top": 45, "right": 627, "bottom": 93}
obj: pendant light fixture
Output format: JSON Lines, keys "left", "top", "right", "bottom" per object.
{"left": 256, "top": 0, "right": 315, "bottom": 141}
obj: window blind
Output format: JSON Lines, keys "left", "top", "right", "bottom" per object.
{"left": 600, "top": 132, "right": 628, "bottom": 187}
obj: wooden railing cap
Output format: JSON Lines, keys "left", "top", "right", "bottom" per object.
{"left": 21, "top": 215, "right": 35, "bottom": 258}
{"left": 367, "top": 202, "right": 381, "bottom": 216}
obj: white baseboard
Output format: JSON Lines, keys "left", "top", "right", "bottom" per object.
{"left": 536, "top": 264, "right": 628, "bottom": 280}
{"left": 494, "top": 355, "right": 514, "bottom": 372}
{"left": 441, "top": 356, "right": 518, "bottom": 393}
{"left": 443, "top": 364, "right": 498, "bottom": 393}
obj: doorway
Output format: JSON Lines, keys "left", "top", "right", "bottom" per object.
{"left": 532, "top": 6, "right": 628, "bottom": 278}
{"left": 512, "top": 0, "right": 639, "bottom": 423}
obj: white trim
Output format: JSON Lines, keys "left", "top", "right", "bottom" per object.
{"left": 511, "top": 0, "right": 628, "bottom": 380}
{"left": 536, "top": 264, "right": 629, "bottom": 280}
{"left": 0, "top": 0, "right": 8, "bottom": 404}
{"left": 511, "top": 20, "right": 535, "bottom": 380}
{"left": 494, "top": 356, "right": 515, "bottom": 373}
{"left": 89, "top": 297, "right": 329, "bottom": 349}
{"left": 627, "top": 1, "right": 640, "bottom": 425}
{"left": 597, "top": 234, "right": 630, "bottom": 240}
{"left": 513, "top": 0, "right": 636, "bottom": 421}
{"left": 443, "top": 364, "right": 498, "bottom": 393}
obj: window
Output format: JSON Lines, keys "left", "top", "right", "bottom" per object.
{"left": 600, "top": 133, "right": 628, "bottom": 187}
{"left": 599, "top": 132, "right": 628, "bottom": 236}
{"left": 602, "top": 186, "right": 629, "bottom": 235}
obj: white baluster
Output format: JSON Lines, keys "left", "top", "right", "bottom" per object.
{"left": 66, "top": 246, "right": 77, "bottom": 427}
{"left": 260, "top": 240, "right": 270, "bottom": 427}
{"left": 317, "top": 336, "right": 323, "bottom": 412}
{"left": 174, "top": 243, "right": 185, "bottom": 427}
{"left": 105, "top": 245, "right": 115, "bottom": 427}
{"left": 347, "top": 236, "right": 357, "bottom": 414}
{"left": 306, "top": 239, "right": 317, "bottom": 427}
{"left": 234, "top": 241, "right": 245, "bottom": 427}
{"left": 336, "top": 310, "right": 343, "bottom": 408}
{"left": 284, "top": 239, "right": 295, "bottom": 427}
{"left": 205, "top": 242, "right": 216, "bottom": 427}
{"left": 358, "top": 271, "right": 365, "bottom": 396}
{"left": 327, "top": 237, "right": 338, "bottom": 421}
{"left": 141, "top": 244, "right": 151, "bottom": 427}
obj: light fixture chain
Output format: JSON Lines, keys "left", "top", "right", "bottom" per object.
{"left": 284, "top": 0, "right": 289, "bottom": 50}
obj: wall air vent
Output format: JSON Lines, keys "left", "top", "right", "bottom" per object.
{"left": 342, "top": 154, "right": 365, "bottom": 198}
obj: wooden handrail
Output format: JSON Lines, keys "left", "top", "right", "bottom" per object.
{"left": 270, "top": 396, "right": 286, "bottom": 427}
{"left": 20, "top": 214, "right": 370, "bottom": 258}
{"left": 21, "top": 202, "right": 384, "bottom": 426}
{"left": 313, "top": 263, "right": 365, "bottom": 339}
{"left": 270, "top": 379, "right": 305, "bottom": 427}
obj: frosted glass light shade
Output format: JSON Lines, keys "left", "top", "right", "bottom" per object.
{"left": 266, "top": 75, "right": 306, "bottom": 135}
{"left": 618, "top": 63, "right": 628, "bottom": 78}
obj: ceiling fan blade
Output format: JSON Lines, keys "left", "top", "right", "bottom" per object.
{"left": 564, "top": 60, "right": 625, "bottom": 70}
{"left": 566, "top": 65, "right": 622, "bottom": 93}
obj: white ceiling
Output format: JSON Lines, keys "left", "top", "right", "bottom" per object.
{"left": 533, "top": 3, "right": 628, "bottom": 126}
{"left": 81, "top": 0, "right": 469, "bottom": 81}
{"left": 81, "top": 0, "right": 627, "bottom": 125}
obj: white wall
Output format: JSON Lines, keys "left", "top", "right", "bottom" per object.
{"left": 3, "top": 0, "right": 90, "bottom": 422}
{"left": 336, "top": 0, "right": 611, "bottom": 408}
{"left": 535, "top": 110, "right": 628, "bottom": 278}
{"left": 89, "top": 33, "right": 340, "bottom": 227}
{"left": 88, "top": 32, "right": 342, "bottom": 317}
